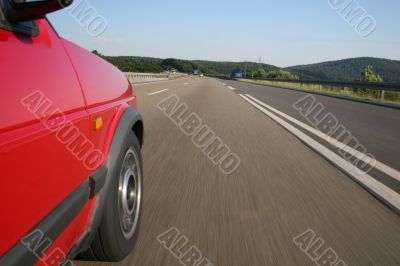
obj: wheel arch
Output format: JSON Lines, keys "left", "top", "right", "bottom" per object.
{"left": 132, "top": 119, "right": 144, "bottom": 147}
{"left": 66, "top": 107, "right": 143, "bottom": 261}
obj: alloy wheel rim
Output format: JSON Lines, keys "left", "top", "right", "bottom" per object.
{"left": 118, "top": 147, "right": 141, "bottom": 240}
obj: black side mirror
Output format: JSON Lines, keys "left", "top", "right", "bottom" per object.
{"left": 1, "top": 0, "right": 73, "bottom": 23}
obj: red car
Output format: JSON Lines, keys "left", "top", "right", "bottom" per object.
{"left": 0, "top": 0, "right": 144, "bottom": 265}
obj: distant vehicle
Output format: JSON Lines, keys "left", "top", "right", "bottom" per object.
{"left": 0, "top": 0, "right": 144, "bottom": 264}
{"left": 235, "top": 72, "right": 243, "bottom": 78}
{"left": 200, "top": 74, "right": 204, "bottom": 77}
{"left": 193, "top": 69, "right": 200, "bottom": 75}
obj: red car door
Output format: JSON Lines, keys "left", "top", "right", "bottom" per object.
{"left": 0, "top": 19, "right": 93, "bottom": 257}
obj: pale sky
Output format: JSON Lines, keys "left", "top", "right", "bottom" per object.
{"left": 48, "top": 0, "right": 400, "bottom": 67}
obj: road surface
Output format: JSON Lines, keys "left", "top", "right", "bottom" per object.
{"left": 76, "top": 77, "right": 400, "bottom": 266}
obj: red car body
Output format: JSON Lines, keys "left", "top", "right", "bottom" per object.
{"left": 0, "top": 18, "right": 143, "bottom": 265}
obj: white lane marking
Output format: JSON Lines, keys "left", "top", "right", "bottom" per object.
{"left": 135, "top": 80, "right": 172, "bottom": 86}
{"left": 239, "top": 94, "right": 400, "bottom": 213}
{"left": 184, "top": 82, "right": 189, "bottom": 85}
{"left": 222, "top": 83, "right": 227, "bottom": 86}
{"left": 227, "top": 86, "right": 236, "bottom": 90}
{"left": 245, "top": 94, "right": 400, "bottom": 182}
{"left": 134, "top": 78, "right": 190, "bottom": 86}
{"left": 147, "top": 89, "right": 169, "bottom": 96}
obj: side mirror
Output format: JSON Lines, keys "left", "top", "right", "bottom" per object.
{"left": 1, "top": 0, "right": 73, "bottom": 23}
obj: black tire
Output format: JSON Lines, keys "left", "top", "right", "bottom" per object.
{"left": 80, "top": 132, "right": 143, "bottom": 262}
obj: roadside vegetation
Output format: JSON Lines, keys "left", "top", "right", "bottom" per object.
{"left": 242, "top": 65, "right": 400, "bottom": 106}
{"left": 93, "top": 51, "right": 400, "bottom": 83}
{"left": 92, "top": 51, "right": 279, "bottom": 75}
{"left": 92, "top": 51, "right": 164, "bottom": 73}
{"left": 92, "top": 51, "right": 399, "bottom": 105}
{"left": 252, "top": 69, "right": 299, "bottom": 80}
{"left": 286, "top": 57, "right": 400, "bottom": 83}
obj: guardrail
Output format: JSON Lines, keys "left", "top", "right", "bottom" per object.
{"left": 125, "top": 72, "right": 188, "bottom": 84}
{"left": 211, "top": 75, "right": 400, "bottom": 103}
{"left": 251, "top": 78, "right": 400, "bottom": 92}
{"left": 125, "top": 72, "right": 169, "bottom": 84}
{"left": 213, "top": 76, "right": 400, "bottom": 92}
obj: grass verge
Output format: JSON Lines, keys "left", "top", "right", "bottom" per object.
{"left": 239, "top": 79, "right": 400, "bottom": 106}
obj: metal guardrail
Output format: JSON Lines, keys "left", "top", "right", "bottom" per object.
{"left": 248, "top": 78, "right": 400, "bottom": 92}
{"left": 125, "top": 72, "right": 169, "bottom": 83}
{"left": 212, "top": 75, "right": 400, "bottom": 92}
{"left": 125, "top": 72, "right": 187, "bottom": 84}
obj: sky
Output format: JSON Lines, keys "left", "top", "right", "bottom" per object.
{"left": 48, "top": 0, "right": 400, "bottom": 67}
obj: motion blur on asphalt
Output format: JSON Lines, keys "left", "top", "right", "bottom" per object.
{"left": 1, "top": 0, "right": 400, "bottom": 265}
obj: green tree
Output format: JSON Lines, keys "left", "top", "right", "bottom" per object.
{"left": 266, "top": 70, "right": 299, "bottom": 80}
{"left": 253, "top": 68, "right": 267, "bottom": 78}
{"left": 360, "top": 65, "right": 383, "bottom": 83}
{"left": 91, "top": 50, "right": 103, "bottom": 57}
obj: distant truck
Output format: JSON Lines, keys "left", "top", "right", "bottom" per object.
{"left": 235, "top": 72, "right": 243, "bottom": 78}
{"left": 193, "top": 69, "right": 200, "bottom": 75}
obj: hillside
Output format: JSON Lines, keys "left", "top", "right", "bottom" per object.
{"left": 286, "top": 57, "right": 400, "bottom": 83}
{"left": 98, "top": 53, "right": 278, "bottom": 76}
{"left": 102, "top": 56, "right": 164, "bottom": 73}
{"left": 97, "top": 52, "right": 400, "bottom": 83}
{"left": 191, "top": 60, "right": 278, "bottom": 76}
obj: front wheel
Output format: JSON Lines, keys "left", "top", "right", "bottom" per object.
{"left": 118, "top": 146, "right": 142, "bottom": 241}
{"left": 81, "top": 132, "right": 143, "bottom": 262}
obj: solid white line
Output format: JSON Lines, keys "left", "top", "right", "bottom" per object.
{"left": 147, "top": 89, "right": 169, "bottom": 96}
{"left": 222, "top": 83, "right": 227, "bottom": 86}
{"left": 239, "top": 94, "right": 400, "bottom": 213}
{"left": 134, "top": 78, "right": 190, "bottom": 86}
{"left": 244, "top": 94, "right": 400, "bottom": 182}
{"left": 135, "top": 80, "right": 171, "bottom": 86}
{"left": 227, "top": 86, "right": 235, "bottom": 90}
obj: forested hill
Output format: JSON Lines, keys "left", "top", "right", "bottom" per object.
{"left": 97, "top": 52, "right": 400, "bottom": 83}
{"left": 286, "top": 57, "right": 400, "bottom": 83}
{"left": 100, "top": 54, "right": 278, "bottom": 76}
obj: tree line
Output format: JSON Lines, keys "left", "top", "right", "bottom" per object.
{"left": 92, "top": 51, "right": 387, "bottom": 82}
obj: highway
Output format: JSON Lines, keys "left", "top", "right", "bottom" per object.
{"left": 76, "top": 77, "right": 400, "bottom": 266}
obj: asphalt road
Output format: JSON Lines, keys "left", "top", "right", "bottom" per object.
{"left": 76, "top": 77, "right": 400, "bottom": 266}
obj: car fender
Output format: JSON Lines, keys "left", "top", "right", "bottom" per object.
{"left": 66, "top": 106, "right": 143, "bottom": 260}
